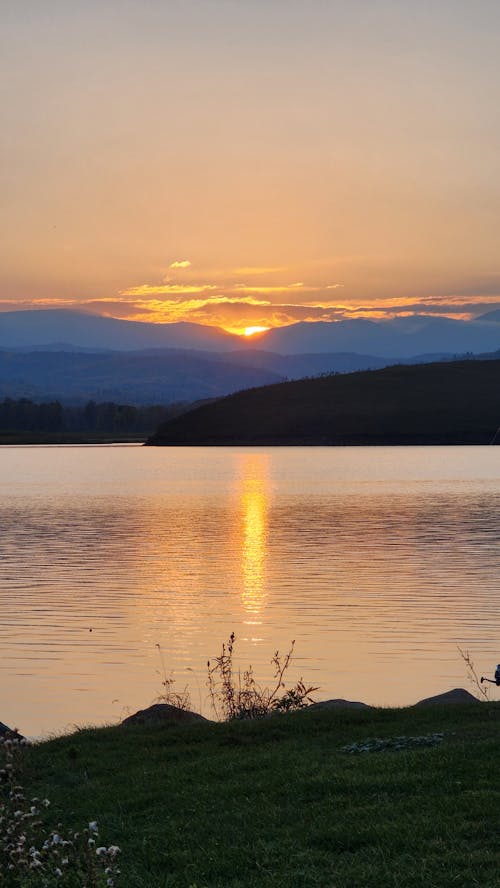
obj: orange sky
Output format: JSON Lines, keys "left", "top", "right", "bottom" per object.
{"left": 2, "top": 1, "right": 500, "bottom": 335}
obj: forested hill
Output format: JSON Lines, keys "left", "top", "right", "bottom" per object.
{"left": 147, "top": 359, "right": 500, "bottom": 446}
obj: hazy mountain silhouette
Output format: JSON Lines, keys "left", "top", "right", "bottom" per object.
{"left": 216, "top": 349, "right": 391, "bottom": 376}
{"left": 0, "top": 349, "right": 283, "bottom": 405}
{"left": 475, "top": 309, "right": 500, "bottom": 323}
{"left": 262, "top": 315, "right": 500, "bottom": 357}
{"left": 0, "top": 310, "right": 237, "bottom": 352}
{"left": 147, "top": 358, "right": 500, "bottom": 446}
{"left": 0, "top": 345, "right": 477, "bottom": 406}
{"left": 1, "top": 309, "right": 500, "bottom": 358}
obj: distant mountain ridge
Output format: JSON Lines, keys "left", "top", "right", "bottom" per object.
{"left": 1, "top": 308, "right": 500, "bottom": 358}
{"left": 5, "top": 343, "right": 500, "bottom": 406}
{"left": 0, "top": 349, "right": 283, "bottom": 405}
{"left": 261, "top": 315, "right": 500, "bottom": 357}
{"left": 0, "top": 308, "right": 499, "bottom": 405}
{"left": 0, "top": 309, "right": 237, "bottom": 352}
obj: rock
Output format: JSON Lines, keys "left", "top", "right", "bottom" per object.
{"left": 0, "top": 721, "right": 25, "bottom": 741}
{"left": 121, "top": 703, "right": 210, "bottom": 727}
{"left": 413, "top": 688, "right": 480, "bottom": 707}
{"left": 308, "top": 698, "right": 372, "bottom": 710}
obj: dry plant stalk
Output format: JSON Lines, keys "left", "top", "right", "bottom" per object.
{"left": 457, "top": 646, "right": 489, "bottom": 701}
{"left": 155, "top": 644, "right": 191, "bottom": 711}
{"left": 207, "top": 633, "right": 319, "bottom": 720}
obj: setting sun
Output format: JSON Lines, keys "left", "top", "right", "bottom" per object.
{"left": 243, "top": 326, "right": 270, "bottom": 337}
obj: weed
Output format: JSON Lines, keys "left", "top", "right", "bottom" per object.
{"left": 207, "top": 633, "right": 318, "bottom": 720}
{"left": 457, "top": 646, "right": 489, "bottom": 701}
{"left": 155, "top": 644, "right": 191, "bottom": 710}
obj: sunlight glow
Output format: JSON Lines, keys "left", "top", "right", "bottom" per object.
{"left": 243, "top": 325, "right": 270, "bottom": 337}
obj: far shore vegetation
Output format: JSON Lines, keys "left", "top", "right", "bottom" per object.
{"left": 0, "top": 398, "right": 190, "bottom": 445}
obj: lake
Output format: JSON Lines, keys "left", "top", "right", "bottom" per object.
{"left": 0, "top": 444, "right": 499, "bottom": 737}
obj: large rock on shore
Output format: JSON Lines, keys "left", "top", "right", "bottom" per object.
{"left": 414, "top": 688, "right": 479, "bottom": 706}
{"left": 121, "top": 703, "right": 209, "bottom": 727}
{"left": 308, "top": 698, "right": 372, "bottom": 710}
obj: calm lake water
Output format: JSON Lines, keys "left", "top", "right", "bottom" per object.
{"left": 0, "top": 445, "right": 499, "bottom": 737}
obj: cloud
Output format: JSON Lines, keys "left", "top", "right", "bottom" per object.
{"left": 169, "top": 260, "right": 191, "bottom": 269}
{"left": 231, "top": 283, "right": 314, "bottom": 295}
{"left": 1, "top": 274, "right": 500, "bottom": 334}
{"left": 121, "top": 283, "right": 219, "bottom": 297}
{"left": 87, "top": 290, "right": 500, "bottom": 329}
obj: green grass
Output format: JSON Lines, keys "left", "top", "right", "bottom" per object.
{"left": 21, "top": 703, "right": 500, "bottom": 887}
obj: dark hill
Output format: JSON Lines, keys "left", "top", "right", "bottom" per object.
{"left": 147, "top": 358, "right": 500, "bottom": 445}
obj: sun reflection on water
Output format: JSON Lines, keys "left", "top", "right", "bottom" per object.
{"left": 239, "top": 453, "right": 270, "bottom": 622}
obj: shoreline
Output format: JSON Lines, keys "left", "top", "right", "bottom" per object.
{"left": 3, "top": 686, "right": 492, "bottom": 744}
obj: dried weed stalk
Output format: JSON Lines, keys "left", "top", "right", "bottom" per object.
{"left": 155, "top": 644, "right": 191, "bottom": 711}
{"left": 207, "top": 633, "right": 318, "bottom": 720}
{"left": 457, "top": 646, "right": 489, "bottom": 701}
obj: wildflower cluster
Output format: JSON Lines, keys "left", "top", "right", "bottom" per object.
{"left": 0, "top": 733, "right": 121, "bottom": 887}
{"left": 341, "top": 732, "right": 444, "bottom": 754}
{"left": 207, "top": 633, "right": 319, "bottom": 720}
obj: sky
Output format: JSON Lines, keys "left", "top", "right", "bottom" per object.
{"left": 2, "top": 0, "right": 500, "bottom": 335}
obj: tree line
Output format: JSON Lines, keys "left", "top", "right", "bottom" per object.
{"left": 0, "top": 398, "right": 185, "bottom": 435}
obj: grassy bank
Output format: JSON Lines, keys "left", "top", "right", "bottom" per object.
{"left": 20, "top": 702, "right": 500, "bottom": 887}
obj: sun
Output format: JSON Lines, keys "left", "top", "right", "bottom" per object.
{"left": 243, "top": 326, "right": 270, "bottom": 337}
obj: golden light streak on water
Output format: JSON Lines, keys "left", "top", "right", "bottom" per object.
{"left": 239, "top": 454, "right": 270, "bottom": 622}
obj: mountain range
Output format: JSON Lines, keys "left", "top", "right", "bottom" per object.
{"left": 0, "top": 308, "right": 500, "bottom": 404}
{"left": 1, "top": 308, "right": 500, "bottom": 356}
